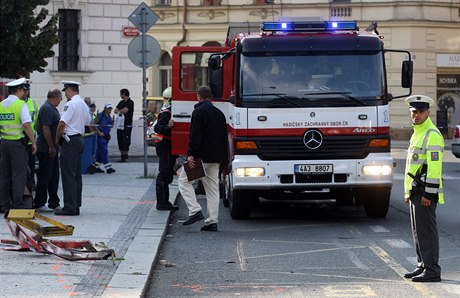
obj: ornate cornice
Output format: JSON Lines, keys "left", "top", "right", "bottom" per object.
{"left": 197, "top": 9, "right": 226, "bottom": 20}
{"left": 63, "top": 0, "right": 80, "bottom": 9}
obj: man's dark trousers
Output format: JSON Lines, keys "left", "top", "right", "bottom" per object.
{"left": 409, "top": 189, "right": 441, "bottom": 275}
{"left": 155, "top": 141, "right": 175, "bottom": 207}
{"left": 34, "top": 151, "right": 60, "bottom": 209}
{"left": 60, "top": 136, "right": 84, "bottom": 212}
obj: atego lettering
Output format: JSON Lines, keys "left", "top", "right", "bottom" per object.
{"left": 353, "top": 127, "right": 376, "bottom": 133}
{"left": 0, "top": 113, "right": 15, "bottom": 121}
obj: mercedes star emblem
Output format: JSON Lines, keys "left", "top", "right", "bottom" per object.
{"left": 303, "top": 129, "right": 323, "bottom": 150}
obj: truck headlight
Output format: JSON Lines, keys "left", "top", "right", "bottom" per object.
{"left": 235, "top": 167, "right": 265, "bottom": 177}
{"left": 362, "top": 165, "right": 392, "bottom": 176}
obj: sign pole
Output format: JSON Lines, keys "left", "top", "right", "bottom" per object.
{"left": 141, "top": 8, "right": 148, "bottom": 177}
{"left": 128, "top": 2, "right": 161, "bottom": 177}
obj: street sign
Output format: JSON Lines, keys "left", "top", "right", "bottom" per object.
{"left": 127, "top": 35, "right": 161, "bottom": 68}
{"left": 122, "top": 26, "right": 140, "bottom": 37}
{"left": 128, "top": 2, "right": 159, "bottom": 33}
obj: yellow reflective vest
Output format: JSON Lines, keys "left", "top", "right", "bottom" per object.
{"left": 25, "top": 97, "right": 39, "bottom": 145}
{"left": 404, "top": 117, "right": 444, "bottom": 204}
{"left": 0, "top": 99, "right": 26, "bottom": 140}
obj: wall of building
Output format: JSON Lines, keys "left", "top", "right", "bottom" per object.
{"left": 31, "top": 0, "right": 145, "bottom": 119}
{"left": 150, "top": 0, "right": 460, "bottom": 139}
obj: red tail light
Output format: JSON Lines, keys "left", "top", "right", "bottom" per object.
{"left": 455, "top": 126, "right": 460, "bottom": 138}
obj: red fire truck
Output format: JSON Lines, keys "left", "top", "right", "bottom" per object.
{"left": 171, "top": 20, "right": 413, "bottom": 219}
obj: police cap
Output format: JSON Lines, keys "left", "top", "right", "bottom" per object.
{"left": 23, "top": 79, "right": 32, "bottom": 90}
{"left": 405, "top": 95, "right": 434, "bottom": 112}
{"left": 6, "top": 78, "right": 29, "bottom": 90}
{"left": 62, "top": 80, "right": 81, "bottom": 91}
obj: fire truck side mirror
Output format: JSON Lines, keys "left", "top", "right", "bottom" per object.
{"left": 208, "top": 56, "right": 221, "bottom": 69}
{"left": 208, "top": 56, "right": 223, "bottom": 98}
{"left": 401, "top": 60, "right": 413, "bottom": 89}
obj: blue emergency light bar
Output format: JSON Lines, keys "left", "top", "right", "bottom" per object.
{"left": 261, "top": 21, "right": 358, "bottom": 32}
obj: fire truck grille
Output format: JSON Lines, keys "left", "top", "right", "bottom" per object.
{"left": 254, "top": 135, "right": 386, "bottom": 160}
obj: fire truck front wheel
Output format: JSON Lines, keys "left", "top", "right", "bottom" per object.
{"left": 229, "top": 189, "right": 252, "bottom": 219}
{"left": 357, "top": 186, "right": 391, "bottom": 218}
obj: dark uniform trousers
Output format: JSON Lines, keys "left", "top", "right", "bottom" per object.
{"left": 34, "top": 151, "right": 60, "bottom": 209}
{"left": 0, "top": 139, "right": 29, "bottom": 209}
{"left": 155, "top": 140, "right": 175, "bottom": 207}
{"left": 60, "top": 135, "right": 84, "bottom": 212}
{"left": 409, "top": 189, "right": 441, "bottom": 275}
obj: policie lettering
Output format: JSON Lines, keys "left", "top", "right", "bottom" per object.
{"left": 0, "top": 113, "right": 15, "bottom": 121}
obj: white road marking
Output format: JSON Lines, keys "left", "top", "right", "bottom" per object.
{"left": 236, "top": 240, "right": 247, "bottom": 271}
{"left": 370, "top": 226, "right": 390, "bottom": 233}
{"left": 406, "top": 256, "right": 417, "bottom": 266}
{"left": 323, "top": 285, "right": 376, "bottom": 297}
{"left": 384, "top": 239, "right": 412, "bottom": 248}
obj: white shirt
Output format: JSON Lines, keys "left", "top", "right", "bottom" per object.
{"left": 1, "top": 95, "right": 32, "bottom": 124}
{"left": 60, "top": 94, "right": 92, "bottom": 136}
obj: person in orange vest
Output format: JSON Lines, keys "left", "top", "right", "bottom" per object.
{"left": 154, "top": 87, "right": 179, "bottom": 211}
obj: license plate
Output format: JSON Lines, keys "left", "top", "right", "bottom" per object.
{"left": 294, "top": 164, "right": 333, "bottom": 174}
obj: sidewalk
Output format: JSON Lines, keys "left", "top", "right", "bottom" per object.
{"left": 0, "top": 154, "right": 177, "bottom": 297}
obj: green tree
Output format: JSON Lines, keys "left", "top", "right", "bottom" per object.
{"left": 0, "top": 0, "right": 58, "bottom": 78}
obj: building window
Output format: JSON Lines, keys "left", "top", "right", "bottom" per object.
{"left": 203, "top": 0, "right": 221, "bottom": 6}
{"left": 255, "top": 0, "right": 274, "bottom": 4}
{"left": 156, "top": 0, "right": 171, "bottom": 5}
{"left": 159, "top": 52, "right": 172, "bottom": 95}
{"left": 58, "top": 9, "right": 80, "bottom": 71}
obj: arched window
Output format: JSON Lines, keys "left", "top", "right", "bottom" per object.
{"left": 159, "top": 52, "right": 172, "bottom": 95}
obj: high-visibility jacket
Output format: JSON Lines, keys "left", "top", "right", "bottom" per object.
{"left": 0, "top": 99, "right": 25, "bottom": 140}
{"left": 404, "top": 117, "right": 444, "bottom": 204}
{"left": 25, "top": 97, "right": 39, "bottom": 145}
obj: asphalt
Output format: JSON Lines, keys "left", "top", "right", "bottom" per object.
{"left": 0, "top": 139, "right": 456, "bottom": 298}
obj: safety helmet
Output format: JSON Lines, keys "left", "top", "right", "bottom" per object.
{"left": 162, "top": 87, "right": 172, "bottom": 99}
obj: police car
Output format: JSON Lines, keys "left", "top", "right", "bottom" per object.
{"left": 452, "top": 125, "right": 460, "bottom": 158}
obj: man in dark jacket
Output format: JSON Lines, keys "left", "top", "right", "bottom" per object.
{"left": 154, "top": 87, "right": 179, "bottom": 211}
{"left": 179, "top": 86, "right": 229, "bottom": 231}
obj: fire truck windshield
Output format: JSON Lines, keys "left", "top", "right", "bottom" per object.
{"left": 239, "top": 52, "right": 385, "bottom": 107}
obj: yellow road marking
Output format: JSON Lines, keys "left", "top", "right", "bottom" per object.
{"left": 369, "top": 244, "right": 437, "bottom": 297}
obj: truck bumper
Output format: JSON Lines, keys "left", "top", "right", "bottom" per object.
{"left": 231, "top": 153, "right": 393, "bottom": 190}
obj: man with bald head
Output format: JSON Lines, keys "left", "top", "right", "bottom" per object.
{"left": 34, "top": 88, "right": 63, "bottom": 212}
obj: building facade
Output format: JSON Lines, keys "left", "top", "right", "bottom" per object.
{"left": 31, "top": 0, "right": 145, "bottom": 116}
{"left": 33, "top": 0, "right": 460, "bottom": 138}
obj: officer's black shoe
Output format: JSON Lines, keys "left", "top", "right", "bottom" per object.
{"left": 106, "top": 168, "right": 116, "bottom": 174}
{"left": 200, "top": 223, "right": 218, "bottom": 232}
{"left": 156, "top": 204, "right": 179, "bottom": 211}
{"left": 55, "top": 208, "right": 80, "bottom": 216}
{"left": 183, "top": 211, "right": 204, "bottom": 225}
{"left": 95, "top": 168, "right": 105, "bottom": 173}
{"left": 404, "top": 267, "right": 424, "bottom": 278}
{"left": 412, "top": 270, "right": 441, "bottom": 282}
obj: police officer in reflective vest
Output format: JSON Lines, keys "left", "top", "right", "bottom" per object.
{"left": 154, "top": 87, "right": 179, "bottom": 211}
{"left": 23, "top": 79, "right": 40, "bottom": 188}
{"left": 403, "top": 95, "right": 444, "bottom": 283}
{"left": 0, "top": 78, "right": 37, "bottom": 213}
